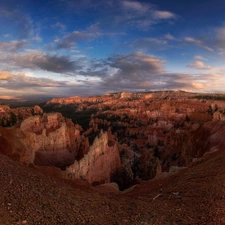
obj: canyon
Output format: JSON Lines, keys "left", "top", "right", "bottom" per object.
{"left": 43, "top": 91, "right": 225, "bottom": 187}
{"left": 1, "top": 91, "right": 225, "bottom": 224}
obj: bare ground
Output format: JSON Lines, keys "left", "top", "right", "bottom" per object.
{"left": 1, "top": 151, "right": 225, "bottom": 225}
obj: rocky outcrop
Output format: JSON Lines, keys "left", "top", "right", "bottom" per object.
{"left": 21, "top": 113, "right": 62, "bottom": 133}
{"left": 66, "top": 131, "right": 121, "bottom": 185}
{"left": 213, "top": 111, "right": 225, "bottom": 121}
{"left": 120, "top": 92, "right": 133, "bottom": 99}
{"left": 0, "top": 104, "right": 43, "bottom": 127}
{"left": 20, "top": 113, "right": 88, "bottom": 168}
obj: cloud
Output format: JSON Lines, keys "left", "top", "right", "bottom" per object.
{"left": 62, "top": 0, "right": 177, "bottom": 31}
{"left": 3, "top": 33, "right": 11, "bottom": 38}
{"left": 0, "top": 71, "right": 11, "bottom": 80}
{"left": 0, "top": 50, "right": 81, "bottom": 74}
{"left": 213, "top": 27, "right": 225, "bottom": 50}
{"left": 122, "top": 1, "right": 150, "bottom": 13}
{"left": 118, "top": 1, "right": 177, "bottom": 30}
{"left": 80, "top": 52, "right": 165, "bottom": 82}
{"left": 0, "top": 3, "right": 33, "bottom": 39}
{"left": 184, "top": 37, "right": 213, "bottom": 51}
{"left": 132, "top": 35, "right": 175, "bottom": 51}
{"left": 184, "top": 37, "right": 201, "bottom": 45}
{"left": 0, "top": 70, "right": 80, "bottom": 97}
{"left": 164, "top": 33, "right": 176, "bottom": 40}
{"left": 0, "top": 40, "right": 27, "bottom": 52}
{"left": 107, "top": 52, "right": 165, "bottom": 75}
{"left": 183, "top": 26, "right": 225, "bottom": 53}
{"left": 194, "top": 55, "right": 208, "bottom": 61}
{"left": 0, "top": 71, "right": 69, "bottom": 89}
{"left": 192, "top": 82, "right": 204, "bottom": 89}
{"left": 78, "top": 52, "right": 225, "bottom": 94}
{"left": 131, "top": 33, "right": 177, "bottom": 51}
{"left": 55, "top": 24, "right": 103, "bottom": 49}
{"left": 80, "top": 52, "right": 166, "bottom": 92}
{"left": 153, "top": 11, "right": 176, "bottom": 20}
{"left": 0, "top": 72, "right": 71, "bottom": 97}
{"left": 0, "top": 70, "right": 108, "bottom": 97}
{"left": 188, "top": 61, "right": 216, "bottom": 70}
{"left": 52, "top": 22, "right": 66, "bottom": 32}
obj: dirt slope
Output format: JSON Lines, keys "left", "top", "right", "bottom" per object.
{"left": 1, "top": 150, "right": 225, "bottom": 225}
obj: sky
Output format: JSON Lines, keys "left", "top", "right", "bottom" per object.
{"left": 0, "top": 0, "right": 225, "bottom": 98}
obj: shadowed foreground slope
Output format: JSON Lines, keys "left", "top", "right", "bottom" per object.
{"left": 1, "top": 149, "right": 225, "bottom": 225}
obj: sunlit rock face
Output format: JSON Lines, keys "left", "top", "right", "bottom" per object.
{"left": 213, "top": 112, "right": 225, "bottom": 121}
{"left": 0, "top": 105, "right": 43, "bottom": 126}
{"left": 0, "top": 105, "right": 10, "bottom": 113}
{"left": 12, "top": 105, "right": 43, "bottom": 119}
{"left": 66, "top": 131, "right": 121, "bottom": 185}
{"left": 120, "top": 92, "right": 133, "bottom": 99}
{"left": 20, "top": 113, "right": 88, "bottom": 168}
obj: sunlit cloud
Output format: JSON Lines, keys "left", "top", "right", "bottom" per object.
{"left": 188, "top": 61, "right": 216, "bottom": 70}
{"left": 0, "top": 71, "right": 69, "bottom": 88}
{"left": 194, "top": 55, "right": 208, "bottom": 61}
{"left": 153, "top": 11, "right": 176, "bottom": 20}
{"left": 192, "top": 82, "right": 204, "bottom": 89}
{"left": 0, "top": 71, "right": 11, "bottom": 80}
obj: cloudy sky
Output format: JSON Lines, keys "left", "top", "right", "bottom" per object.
{"left": 0, "top": 0, "right": 225, "bottom": 98}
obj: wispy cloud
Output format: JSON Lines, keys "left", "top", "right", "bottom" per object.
{"left": 122, "top": 0, "right": 150, "bottom": 13}
{"left": 153, "top": 11, "right": 176, "bottom": 20}
{"left": 184, "top": 37, "right": 213, "bottom": 51}
{"left": 55, "top": 24, "right": 103, "bottom": 49}
{"left": 52, "top": 22, "right": 66, "bottom": 32}
{"left": 131, "top": 34, "right": 176, "bottom": 51}
{"left": 188, "top": 61, "right": 216, "bottom": 70}
{"left": 0, "top": 3, "right": 33, "bottom": 39}
{"left": 194, "top": 55, "right": 208, "bottom": 61}
{"left": 118, "top": 1, "right": 177, "bottom": 30}
{"left": 164, "top": 33, "right": 176, "bottom": 40}
{"left": 183, "top": 26, "right": 225, "bottom": 53}
{"left": 62, "top": 0, "right": 177, "bottom": 31}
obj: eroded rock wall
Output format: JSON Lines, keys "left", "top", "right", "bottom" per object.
{"left": 20, "top": 113, "right": 88, "bottom": 168}
{"left": 66, "top": 131, "right": 121, "bottom": 185}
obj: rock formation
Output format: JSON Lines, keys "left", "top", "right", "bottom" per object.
{"left": 19, "top": 112, "right": 88, "bottom": 168}
{"left": 0, "top": 104, "right": 43, "bottom": 127}
{"left": 44, "top": 91, "right": 225, "bottom": 186}
{"left": 2, "top": 91, "right": 225, "bottom": 189}
{"left": 66, "top": 131, "right": 121, "bottom": 185}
